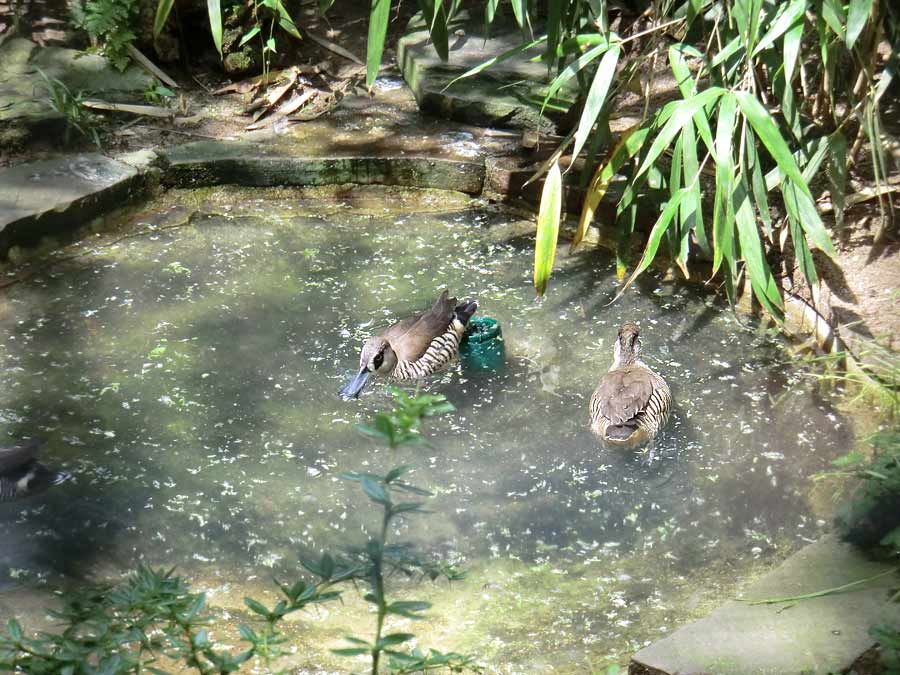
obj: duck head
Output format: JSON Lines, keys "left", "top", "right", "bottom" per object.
{"left": 340, "top": 337, "right": 398, "bottom": 400}
{"left": 612, "top": 322, "right": 642, "bottom": 368}
{"left": 2, "top": 461, "right": 71, "bottom": 501}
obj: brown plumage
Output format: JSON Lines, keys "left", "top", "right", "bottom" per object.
{"left": 590, "top": 322, "right": 671, "bottom": 448}
{"left": 340, "top": 291, "right": 478, "bottom": 399}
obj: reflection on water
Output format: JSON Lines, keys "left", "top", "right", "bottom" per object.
{"left": 0, "top": 187, "right": 850, "bottom": 672}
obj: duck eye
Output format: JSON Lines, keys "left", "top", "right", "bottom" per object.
{"left": 373, "top": 352, "right": 384, "bottom": 369}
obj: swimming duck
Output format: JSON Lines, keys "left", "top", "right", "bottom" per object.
{"left": 341, "top": 291, "right": 478, "bottom": 399}
{"left": 0, "top": 438, "right": 71, "bottom": 502}
{"left": 589, "top": 322, "right": 671, "bottom": 448}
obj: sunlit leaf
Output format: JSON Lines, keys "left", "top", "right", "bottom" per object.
{"left": 153, "top": 0, "right": 175, "bottom": 39}
{"left": 207, "top": 0, "right": 223, "bottom": 58}
{"left": 534, "top": 161, "right": 563, "bottom": 297}
{"left": 732, "top": 176, "right": 784, "bottom": 317}
{"left": 443, "top": 36, "right": 547, "bottom": 91}
{"left": 570, "top": 45, "right": 620, "bottom": 163}
{"left": 572, "top": 127, "right": 648, "bottom": 250}
{"left": 752, "top": 0, "right": 805, "bottom": 56}
{"left": 540, "top": 41, "right": 611, "bottom": 116}
{"left": 239, "top": 25, "right": 261, "bottom": 46}
{"left": 613, "top": 188, "right": 689, "bottom": 302}
{"left": 634, "top": 87, "right": 725, "bottom": 181}
{"left": 366, "top": 0, "right": 391, "bottom": 87}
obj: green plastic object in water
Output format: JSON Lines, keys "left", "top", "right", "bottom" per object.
{"left": 460, "top": 317, "right": 505, "bottom": 371}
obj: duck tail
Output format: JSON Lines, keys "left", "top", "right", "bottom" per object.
{"left": 605, "top": 423, "right": 637, "bottom": 441}
{"left": 454, "top": 299, "right": 478, "bottom": 326}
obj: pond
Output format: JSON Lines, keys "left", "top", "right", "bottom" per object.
{"left": 0, "top": 185, "right": 851, "bottom": 673}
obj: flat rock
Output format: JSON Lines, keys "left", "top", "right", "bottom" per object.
{"left": 630, "top": 535, "right": 900, "bottom": 675}
{"left": 0, "top": 153, "right": 139, "bottom": 253}
{"left": 0, "top": 37, "right": 151, "bottom": 143}
{"left": 397, "top": 14, "right": 566, "bottom": 132}
{"left": 160, "top": 140, "right": 486, "bottom": 194}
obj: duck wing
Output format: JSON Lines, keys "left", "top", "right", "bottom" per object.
{"left": 383, "top": 291, "right": 456, "bottom": 362}
{"left": 596, "top": 367, "right": 653, "bottom": 425}
{"left": 0, "top": 438, "right": 45, "bottom": 473}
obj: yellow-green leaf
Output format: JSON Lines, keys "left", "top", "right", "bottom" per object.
{"left": 534, "top": 161, "right": 563, "bottom": 297}
{"left": 153, "top": 0, "right": 175, "bottom": 39}
{"left": 572, "top": 127, "right": 648, "bottom": 250}
{"left": 207, "top": 0, "right": 223, "bottom": 59}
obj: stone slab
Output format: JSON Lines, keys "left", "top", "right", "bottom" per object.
{"left": 160, "top": 140, "right": 485, "bottom": 194}
{"left": 0, "top": 37, "right": 151, "bottom": 144}
{"left": 397, "top": 14, "right": 566, "bottom": 132}
{"left": 0, "top": 154, "right": 140, "bottom": 254}
{"left": 630, "top": 535, "right": 900, "bottom": 675}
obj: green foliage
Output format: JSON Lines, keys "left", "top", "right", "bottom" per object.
{"left": 35, "top": 69, "right": 100, "bottom": 148}
{"left": 0, "top": 564, "right": 339, "bottom": 674}
{"left": 357, "top": 386, "right": 455, "bottom": 448}
{"left": 871, "top": 622, "right": 900, "bottom": 672}
{"left": 832, "top": 430, "right": 900, "bottom": 551}
{"left": 421, "top": 0, "right": 897, "bottom": 317}
{"left": 145, "top": 82, "right": 175, "bottom": 105}
{"left": 70, "top": 0, "right": 138, "bottom": 70}
{"left": 0, "top": 392, "right": 479, "bottom": 675}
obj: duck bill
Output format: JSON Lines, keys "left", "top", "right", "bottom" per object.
{"left": 340, "top": 369, "right": 370, "bottom": 400}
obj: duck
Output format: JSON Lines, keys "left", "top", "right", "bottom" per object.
{"left": 341, "top": 290, "right": 478, "bottom": 400}
{"left": 589, "top": 322, "right": 671, "bottom": 448}
{"left": 0, "top": 437, "right": 71, "bottom": 502}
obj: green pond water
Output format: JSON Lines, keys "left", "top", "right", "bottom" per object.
{"left": 0, "top": 186, "right": 851, "bottom": 673}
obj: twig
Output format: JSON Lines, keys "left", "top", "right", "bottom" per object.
{"left": 135, "top": 125, "right": 233, "bottom": 140}
{"left": 302, "top": 28, "right": 365, "bottom": 66}
{"left": 126, "top": 44, "right": 179, "bottom": 89}
{"left": 743, "top": 566, "right": 900, "bottom": 605}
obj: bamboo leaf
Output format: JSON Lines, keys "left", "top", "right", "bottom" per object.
{"left": 572, "top": 127, "right": 648, "bottom": 250}
{"left": 443, "top": 36, "right": 547, "bottom": 90}
{"left": 366, "top": 0, "right": 391, "bottom": 87}
{"left": 510, "top": 0, "right": 526, "bottom": 28}
{"left": 668, "top": 44, "right": 715, "bottom": 152}
{"left": 534, "top": 161, "right": 563, "bottom": 297}
{"left": 207, "top": 0, "right": 223, "bottom": 59}
{"left": 846, "top": 0, "right": 873, "bottom": 48}
{"left": 545, "top": 0, "right": 563, "bottom": 62}
{"left": 732, "top": 177, "right": 784, "bottom": 316}
{"left": 827, "top": 130, "right": 848, "bottom": 230}
{"left": 570, "top": 45, "right": 620, "bottom": 163}
{"left": 712, "top": 93, "right": 737, "bottom": 276}
{"left": 153, "top": 0, "right": 175, "bottom": 39}
{"left": 752, "top": 0, "right": 805, "bottom": 56}
{"left": 613, "top": 189, "right": 689, "bottom": 302}
{"left": 420, "top": 0, "right": 449, "bottom": 61}
{"left": 485, "top": 0, "right": 499, "bottom": 25}
{"left": 733, "top": 90, "right": 810, "bottom": 197}
{"left": 746, "top": 133, "right": 772, "bottom": 240}
{"left": 680, "top": 120, "right": 706, "bottom": 262}
{"left": 820, "top": 0, "right": 846, "bottom": 37}
{"left": 274, "top": 0, "right": 301, "bottom": 39}
{"left": 782, "top": 18, "right": 803, "bottom": 81}
{"left": 540, "top": 42, "right": 610, "bottom": 116}
{"left": 634, "top": 87, "right": 726, "bottom": 181}
{"left": 239, "top": 25, "right": 261, "bottom": 46}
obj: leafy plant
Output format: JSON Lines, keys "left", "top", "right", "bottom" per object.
{"left": 0, "top": 564, "right": 342, "bottom": 674}
{"left": 153, "top": 0, "right": 301, "bottom": 78}
{"left": 35, "top": 69, "right": 101, "bottom": 148}
{"left": 0, "top": 390, "right": 479, "bottom": 674}
{"left": 410, "top": 0, "right": 897, "bottom": 318}
{"left": 145, "top": 82, "right": 176, "bottom": 105}
{"left": 70, "top": 0, "right": 138, "bottom": 70}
